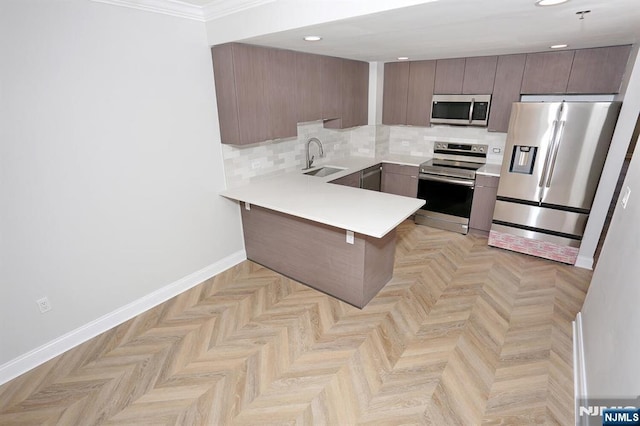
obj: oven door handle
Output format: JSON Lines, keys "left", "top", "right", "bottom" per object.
{"left": 419, "top": 173, "right": 475, "bottom": 187}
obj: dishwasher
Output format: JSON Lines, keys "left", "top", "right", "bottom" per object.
{"left": 360, "top": 164, "right": 382, "bottom": 191}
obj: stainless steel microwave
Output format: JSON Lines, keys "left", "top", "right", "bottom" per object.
{"left": 431, "top": 94, "right": 491, "bottom": 126}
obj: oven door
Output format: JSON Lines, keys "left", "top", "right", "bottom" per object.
{"left": 415, "top": 174, "right": 475, "bottom": 234}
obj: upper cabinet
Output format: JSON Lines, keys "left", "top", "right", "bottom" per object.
{"left": 294, "top": 52, "right": 324, "bottom": 124}
{"left": 488, "top": 54, "right": 526, "bottom": 133}
{"left": 320, "top": 55, "right": 344, "bottom": 125}
{"left": 382, "top": 62, "right": 410, "bottom": 125}
{"left": 406, "top": 60, "right": 437, "bottom": 126}
{"left": 520, "top": 50, "right": 575, "bottom": 94}
{"left": 434, "top": 58, "right": 466, "bottom": 94}
{"left": 433, "top": 56, "right": 497, "bottom": 95}
{"left": 520, "top": 45, "right": 631, "bottom": 95}
{"left": 212, "top": 43, "right": 368, "bottom": 145}
{"left": 264, "top": 47, "right": 298, "bottom": 141}
{"left": 462, "top": 56, "right": 498, "bottom": 94}
{"left": 338, "top": 58, "right": 369, "bottom": 129}
{"left": 566, "top": 45, "right": 632, "bottom": 94}
{"left": 212, "top": 43, "right": 297, "bottom": 145}
{"left": 382, "top": 60, "right": 436, "bottom": 126}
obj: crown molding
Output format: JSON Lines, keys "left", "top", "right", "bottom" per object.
{"left": 92, "top": 0, "right": 206, "bottom": 21}
{"left": 202, "top": 0, "right": 275, "bottom": 21}
{"left": 92, "top": 0, "right": 275, "bottom": 22}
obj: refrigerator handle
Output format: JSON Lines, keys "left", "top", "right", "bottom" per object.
{"left": 538, "top": 120, "right": 559, "bottom": 188}
{"left": 545, "top": 120, "right": 566, "bottom": 188}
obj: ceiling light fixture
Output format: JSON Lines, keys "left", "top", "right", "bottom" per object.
{"left": 303, "top": 36, "right": 322, "bottom": 42}
{"left": 397, "top": 56, "right": 409, "bottom": 61}
{"left": 550, "top": 44, "right": 568, "bottom": 49}
{"left": 576, "top": 10, "right": 591, "bottom": 19}
{"left": 535, "top": 0, "right": 569, "bottom": 6}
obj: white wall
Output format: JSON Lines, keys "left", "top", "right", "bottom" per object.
{"left": 0, "top": 0, "right": 243, "bottom": 370}
{"left": 579, "top": 49, "right": 640, "bottom": 397}
{"left": 576, "top": 46, "right": 640, "bottom": 269}
{"left": 369, "top": 62, "right": 385, "bottom": 125}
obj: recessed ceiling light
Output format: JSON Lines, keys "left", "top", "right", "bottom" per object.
{"left": 550, "top": 44, "right": 568, "bottom": 49}
{"left": 303, "top": 36, "right": 322, "bottom": 42}
{"left": 535, "top": 0, "right": 569, "bottom": 6}
{"left": 397, "top": 56, "right": 409, "bottom": 61}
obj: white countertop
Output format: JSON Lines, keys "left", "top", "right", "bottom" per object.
{"left": 220, "top": 155, "right": 503, "bottom": 237}
{"left": 220, "top": 156, "right": 427, "bottom": 238}
{"left": 476, "top": 163, "right": 502, "bottom": 177}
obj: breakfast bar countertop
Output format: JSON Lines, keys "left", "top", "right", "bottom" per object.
{"left": 220, "top": 156, "right": 426, "bottom": 238}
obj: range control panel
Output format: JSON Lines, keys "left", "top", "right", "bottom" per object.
{"left": 434, "top": 142, "right": 488, "bottom": 157}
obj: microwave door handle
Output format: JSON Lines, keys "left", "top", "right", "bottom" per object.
{"left": 538, "top": 119, "right": 558, "bottom": 189}
{"left": 468, "top": 98, "right": 475, "bottom": 124}
{"left": 545, "top": 120, "right": 566, "bottom": 188}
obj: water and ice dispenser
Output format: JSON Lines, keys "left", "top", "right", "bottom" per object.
{"left": 510, "top": 145, "right": 537, "bottom": 174}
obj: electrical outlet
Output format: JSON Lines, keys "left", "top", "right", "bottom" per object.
{"left": 493, "top": 148, "right": 501, "bottom": 153}
{"left": 621, "top": 186, "right": 631, "bottom": 209}
{"left": 402, "top": 140, "right": 410, "bottom": 147}
{"left": 251, "top": 160, "right": 261, "bottom": 170}
{"left": 36, "top": 297, "right": 52, "bottom": 313}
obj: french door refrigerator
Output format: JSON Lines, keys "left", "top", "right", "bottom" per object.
{"left": 488, "top": 101, "right": 621, "bottom": 264}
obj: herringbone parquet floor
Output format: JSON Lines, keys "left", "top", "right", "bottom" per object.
{"left": 0, "top": 221, "right": 591, "bottom": 425}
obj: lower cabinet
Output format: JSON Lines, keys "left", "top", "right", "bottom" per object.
{"left": 330, "top": 171, "right": 361, "bottom": 188}
{"left": 241, "top": 204, "right": 396, "bottom": 308}
{"left": 469, "top": 174, "right": 500, "bottom": 232}
{"left": 381, "top": 163, "right": 419, "bottom": 197}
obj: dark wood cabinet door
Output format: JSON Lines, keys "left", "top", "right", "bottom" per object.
{"left": 211, "top": 44, "right": 241, "bottom": 145}
{"left": 434, "top": 58, "right": 465, "bottom": 94}
{"left": 340, "top": 59, "right": 369, "bottom": 128}
{"left": 213, "top": 43, "right": 289, "bottom": 145}
{"left": 488, "top": 54, "right": 526, "bottom": 133}
{"left": 381, "top": 173, "right": 418, "bottom": 197}
{"left": 232, "top": 43, "right": 271, "bottom": 144}
{"left": 381, "top": 164, "right": 419, "bottom": 197}
{"left": 469, "top": 175, "right": 500, "bottom": 232}
{"left": 330, "top": 171, "right": 361, "bottom": 188}
{"left": 520, "top": 50, "right": 574, "bottom": 94}
{"left": 382, "top": 62, "right": 410, "bottom": 125}
{"left": 567, "top": 45, "right": 632, "bottom": 94}
{"left": 462, "top": 56, "right": 498, "bottom": 94}
{"left": 265, "top": 48, "right": 297, "bottom": 140}
{"left": 321, "top": 56, "right": 343, "bottom": 128}
{"left": 295, "top": 52, "right": 324, "bottom": 123}
{"left": 406, "top": 60, "right": 436, "bottom": 126}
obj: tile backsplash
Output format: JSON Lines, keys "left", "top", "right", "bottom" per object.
{"left": 221, "top": 122, "right": 507, "bottom": 187}
{"left": 221, "top": 121, "right": 377, "bottom": 188}
{"left": 387, "top": 125, "right": 507, "bottom": 164}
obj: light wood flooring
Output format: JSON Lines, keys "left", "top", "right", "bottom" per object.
{"left": 0, "top": 220, "right": 592, "bottom": 425}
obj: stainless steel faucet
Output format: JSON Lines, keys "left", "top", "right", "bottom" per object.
{"left": 304, "top": 137, "right": 324, "bottom": 169}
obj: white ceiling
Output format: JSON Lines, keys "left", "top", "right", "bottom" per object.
{"left": 199, "top": 0, "right": 640, "bottom": 61}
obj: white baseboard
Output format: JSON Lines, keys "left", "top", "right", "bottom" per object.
{"left": 573, "top": 312, "right": 588, "bottom": 426}
{"left": 0, "top": 250, "right": 246, "bottom": 386}
{"left": 575, "top": 255, "right": 594, "bottom": 270}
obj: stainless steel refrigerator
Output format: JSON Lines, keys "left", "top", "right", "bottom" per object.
{"left": 488, "top": 101, "right": 621, "bottom": 264}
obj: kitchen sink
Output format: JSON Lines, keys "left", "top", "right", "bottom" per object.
{"left": 303, "top": 166, "right": 345, "bottom": 177}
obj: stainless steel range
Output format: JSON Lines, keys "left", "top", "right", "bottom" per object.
{"left": 415, "top": 142, "right": 487, "bottom": 234}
